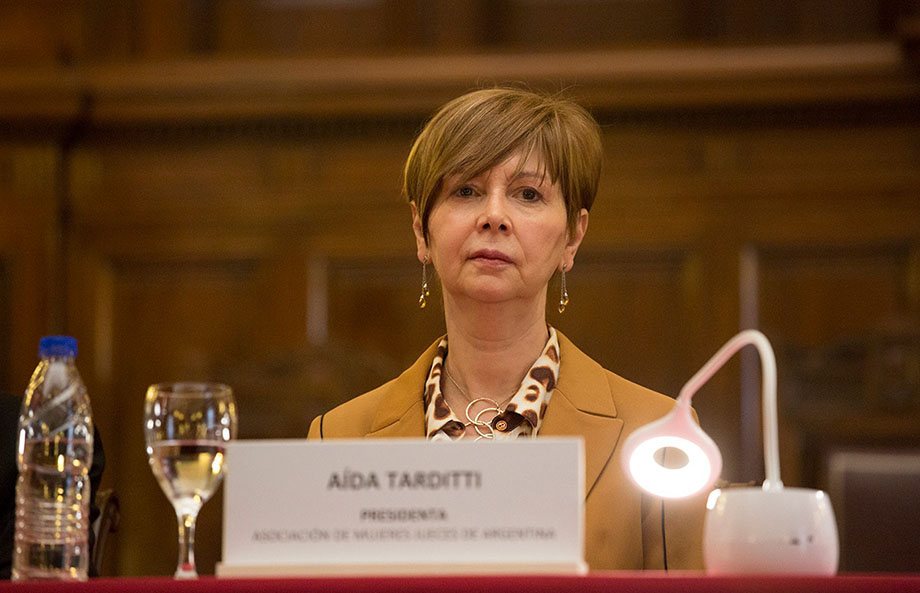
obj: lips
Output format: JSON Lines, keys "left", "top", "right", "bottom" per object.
{"left": 469, "top": 249, "right": 513, "bottom": 264}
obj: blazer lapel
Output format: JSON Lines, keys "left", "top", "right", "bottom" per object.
{"left": 366, "top": 405, "right": 425, "bottom": 437}
{"left": 541, "top": 331, "right": 624, "bottom": 498}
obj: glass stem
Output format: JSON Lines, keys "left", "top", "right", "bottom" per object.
{"left": 175, "top": 511, "right": 199, "bottom": 579}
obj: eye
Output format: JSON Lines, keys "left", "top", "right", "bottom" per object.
{"left": 520, "top": 188, "right": 540, "bottom": 201}
{"left": 455, "top": 185, "right": 475, "bottom": 197}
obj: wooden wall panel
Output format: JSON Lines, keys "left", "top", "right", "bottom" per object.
{"left": 755, "top": 244, "right": 920, "bottom": 489}
{"left": 503, "top": 0, "right": 888, "bottom": 46}
{"left": 1, "top": 1, "right": 915, "bottom": 65}
{"left": 503, "top": 0, "right": 687, "bottom": 47}
{"left": 65, "top": 236, "right": 319, "bottom": 576}
{"left": 325, "top": 255, "right": 445, "bottom": 371}
{"left": 0, "top": 143, "right": 61, "bottom": 395}
{"left": 717, "top": 0, "right": 882, "bottom": 42}
{"left": 0, "top": 258, "right": 10, "bottom": 389}
{"left": 68, "top": 131, "right": 412, "bottom": 227}
{"left": 105, "top": 257, "right": 266, "bottom": 577}
{"left": 0, "top": 1, "right": 86, "bottom": 65}
{"left": 602, "top": 122, "right": 920, "bottom": 210}
{"left": 215, "top": 0, "right": 415, "bottom": 56}
{"left": 759, "top": 246, "right": 914, "bottom": 346}
{"left": 61, "top": 121, "right": 425, "bottom": 575}
{"left": 558, "top": 250, "right": 696, "bottom": 397}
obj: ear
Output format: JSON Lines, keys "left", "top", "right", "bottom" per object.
{"left": 410, "top": 202, "right": 429, "bottom": 263}
{"left": 561, "top": 208, "right": 589, "bottom": 272}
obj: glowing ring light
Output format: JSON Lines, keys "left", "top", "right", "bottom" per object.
{"left": 628, "top": 435, "right": 713, "bottom": 499}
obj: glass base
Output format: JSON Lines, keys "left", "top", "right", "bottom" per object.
{"left": 174, "top": 563, "right": 198, "bottom": 579}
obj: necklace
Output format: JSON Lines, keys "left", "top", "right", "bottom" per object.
{"left": 443, "top": 363, "right": 517, "bottom": 440}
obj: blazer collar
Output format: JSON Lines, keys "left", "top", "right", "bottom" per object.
{"left": 364, "top": 331, "right": 624, "bottom": 496}
{"left": 541, "top": 331, "right": 623, "bottom": 496}
{"left": 548, "top": 331, "right": 617, "bottom": 417}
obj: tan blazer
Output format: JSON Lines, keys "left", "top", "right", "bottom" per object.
{"left": 308, "top": 331, "right": 706, "bottom": 571}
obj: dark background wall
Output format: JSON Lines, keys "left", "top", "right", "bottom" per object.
{"left": 1, "top": 0, "right": 919, "bottom": 576}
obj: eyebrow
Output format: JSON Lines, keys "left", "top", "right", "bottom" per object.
{"left": 513, "top": 170, "right": 548, "bottom": 183}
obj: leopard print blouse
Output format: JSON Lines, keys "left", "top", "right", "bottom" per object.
{"left": 423, "top": 327, "right": 561, "bottom": 441}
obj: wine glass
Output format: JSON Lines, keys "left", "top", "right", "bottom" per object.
{"left": 144, "top": 382, "right": 237, "bottom": 578}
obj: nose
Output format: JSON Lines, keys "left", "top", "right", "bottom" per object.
{"left": 478, "top": 191, "right": 510, "bottom": 232}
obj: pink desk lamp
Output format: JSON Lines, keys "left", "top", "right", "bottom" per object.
{"left": 620, "top": 329, "right": 839, "bottom": 574}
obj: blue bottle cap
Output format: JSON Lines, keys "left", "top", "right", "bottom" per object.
{"left": 39, "top": 335, "right": 78, "bottom": 358}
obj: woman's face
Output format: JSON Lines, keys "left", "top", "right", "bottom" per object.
{"left": 412, "top": 150, "right": 588, "bottom": 308}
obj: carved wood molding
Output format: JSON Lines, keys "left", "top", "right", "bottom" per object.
{"left": 1, "top": 42, "right": 917, "bottom": 125}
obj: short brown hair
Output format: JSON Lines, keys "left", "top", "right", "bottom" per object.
{"left": 404, "top": 87, "right": 603, "bottom": 239}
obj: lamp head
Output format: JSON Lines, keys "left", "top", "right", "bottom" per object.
{"left": 621, "top": 398, "right": 722, "bottom": 499}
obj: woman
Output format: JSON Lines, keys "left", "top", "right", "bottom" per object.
{"left": 308, "top": 87, "right": 705, "bottom": 570}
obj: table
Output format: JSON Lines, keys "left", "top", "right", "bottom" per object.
{"left": 2, "top": 573, "right": 919, "bottom": 592}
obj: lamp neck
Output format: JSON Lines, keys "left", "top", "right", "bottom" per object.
{"left": 677, "top": 329, "right": 782, "bottom": 490}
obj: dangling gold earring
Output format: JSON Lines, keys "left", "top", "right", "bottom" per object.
{"left": 558, "top": 264, "right": 570, "bottom": 313}
{"left": 418, "top": 255, "right": 430, "bottom": 309}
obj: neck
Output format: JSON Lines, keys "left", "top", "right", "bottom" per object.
{"left": 441, "top": 294, "right": 550, "bottom": 400}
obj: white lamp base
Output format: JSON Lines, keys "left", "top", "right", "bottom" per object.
{"left": 703, "top": 487, "right": 839, "bottom": 575}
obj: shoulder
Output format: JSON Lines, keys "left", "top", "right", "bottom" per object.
{"left": 310, "top": 378, "right": 399, "bottom": 439}
{"left": 603, "top": 370, "right": 677, "bottom": 422}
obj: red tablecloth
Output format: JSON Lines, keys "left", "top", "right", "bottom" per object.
{"left": 2, "top": 573, "right": 920, "bottom": 593}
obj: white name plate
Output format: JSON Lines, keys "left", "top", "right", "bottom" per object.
{"left": 217, "top": 438, "right": 585, "bottom": 576}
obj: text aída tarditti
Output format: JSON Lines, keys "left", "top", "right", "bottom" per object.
{"left": 327, "top": 469, "right": 482, "bottom": 490}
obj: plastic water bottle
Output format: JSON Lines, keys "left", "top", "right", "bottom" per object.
{"left": 13, "top": 336, "right": 94, "bottom": 581}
